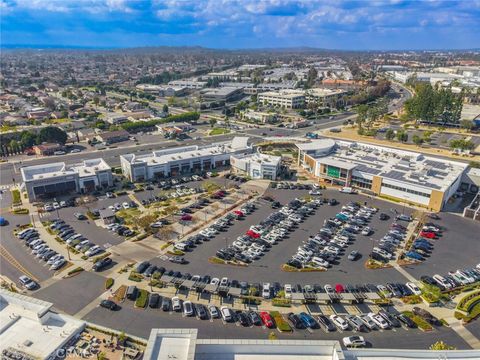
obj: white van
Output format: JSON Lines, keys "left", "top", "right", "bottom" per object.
{"left": 339, "top": 187, "right": 355, "bottom": 194}
{"left": 174, "top": 242, "right": 188, "bottom": 251}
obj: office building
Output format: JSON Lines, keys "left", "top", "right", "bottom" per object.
{"left": 21, "top": 158, "right": 113, "bottom": 202}
{"left": 258, "top": 90, "right": 305, "bottom": 109}
{"left": 168, "top": 80, "right": 207, "bottom": 89}
{"left": 201, "top": 87, "right": 244, "bottom": 102}
{"left": 120, "top": 137, "right": 252, "bottom": 181}
{"left": 296, "top": 139, "right": 468, "bottom": 211}
{"left": 231, "top": 152, "right": 281, "bottom": 180}
{"left": 305, "top": 88, "right": 347, "bottom": 107}
{"left": 0, "top": 290, "right": 85, "bottom": 360}
{"left": 143, "top": 328, "right": 480, "bottom": 360}
{"left": 240, "top": 109, "right": 278, "bottom": 123}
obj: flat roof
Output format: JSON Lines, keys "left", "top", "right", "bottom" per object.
{"left": 122, "top": 138, "right": 251, "bottom": 167}
{"left": 0, "top": 290, "right": 85, "bottom": 360}
{"left": 22, "top": 159, "right": 111, "bottom": 182}
{"left": 259, "top": 90, "right": 305, "bottom": 99}
{"left": 232, "top": 152, "right": 281, "bottom": 166}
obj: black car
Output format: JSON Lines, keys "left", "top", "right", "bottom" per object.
{"left": 378, "top": 310, "right": 401, "bottom": 328}
{"left": 100, "top": 299, "right": 117, "bottom": 310}
{"left": 135, "top": 261, "right": 150, "bottom": 274}
{"left": 248, "top": 311, "right": 262, "bottom": 326}
{"left": 195, "top": 304, "right": 208, "bottom": 319}
{"left": 161, "top": 297, "right": 171, "bottom": 311}
{"left": 396, "top": 313, "right": 417, "bottom": 328}
{"left": 379, "top": 213, "right": 390, "bottom": 220}
{"left": 92, "top": 257, "right": 113, "bottom": 271}
{"left": 287, "top": 259, "right": 302, "bottom": 269}
{"left": 317, "top": 315, "right": 336, "bottom": 332}
{"left": 144, "top": 265, "right": 158, "bottom": 277}
{"left": 271, "top": 201, "right": 281, "bottom": 209}
{"left": 287, "top": 312, "right": 305, "bottom": 329}
{"left": 149, "top": 293, "right": 160, "bottom": 308}
{"left": 328, "top": 198, "right": 338, "bottom": 206}
{"left": 237, "top": 311, "right": 250, "bottom": 327}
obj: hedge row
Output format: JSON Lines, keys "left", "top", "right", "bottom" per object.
{"left": 457, "top": 290, "right": 480, "bottom": 311}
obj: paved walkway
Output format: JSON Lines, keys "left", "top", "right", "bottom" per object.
{"left": 449, "top": 319, "right": 480, "bottom": 349}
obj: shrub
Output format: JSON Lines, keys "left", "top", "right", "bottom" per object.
{"left": 11, "top": 189, "right": 21, "bottom": 205}
{"left": 135, "top": 289, "right": 149, "bottom": 308}
{"left": 92, "top": 252, "right": 111, "bottom": 263}
{"left": 128, "top": 271, "right": 143, "bottom": 282}
{"left": 272, "top": 298, "right": 291, "bottom": 307}
{"left": 457, "top": 291, "right": 480, "bottom": 311}
{"left": 167, "top": 249, "right": 185, "bottom": 256}
{"left": 105, "top": 278, "right": 114, "bottom": 290}
{"left": 403, "top": 311, "right": 433, "bottom": 331}
{"left": 12, "top": 208, "right": 29, "bottom": 215}
{"left": 67, "top": 267, "right": 84, "bottom": 276}
{"left": 270, "top": 311, "right": 292, "bottom": 332}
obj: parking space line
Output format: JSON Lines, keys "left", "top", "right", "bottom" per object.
{"left": 0, "top": 245, "right": 39, "bottom": 282}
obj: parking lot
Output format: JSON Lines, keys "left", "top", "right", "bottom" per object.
{"left": 148, "top": 188, "right": 413, "bottom": 285}
{"left": 83, "top": 300, "right": 471, "bottom": 349}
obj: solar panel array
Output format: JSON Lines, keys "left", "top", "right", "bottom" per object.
{"left": 355, "top": 164, "right": 381, "bottom": 175}
{"left": 424, "top": 160, "right": 448, "bottom": 170}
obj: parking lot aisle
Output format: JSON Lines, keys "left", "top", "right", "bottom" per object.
{"left": 450, "top": 320, "right": 480, "bottom": 349}
{"left": 0, "top": 245, "right": 39, "bottom": 282}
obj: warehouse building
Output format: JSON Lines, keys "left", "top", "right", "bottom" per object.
{"left": 230, "top": 152, "right": 281, "bottom": 180}
{"left": 297, "top": 139, "right": 468, "bottom": 211}
{"left": 21, "top": 158, "right": 113, "bottom": 202}
{"left": 120, "top": 137, "right": 252, "bottom": 181}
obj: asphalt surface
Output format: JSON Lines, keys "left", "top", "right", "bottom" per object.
{"left": 148, "top": 189, "right": 413, "bottom": 286}
{"left": 83, "top": 299, "right": 471, "bottom": 349}
{"left": 33, "top": 270, "right": 107, "bottom": 315}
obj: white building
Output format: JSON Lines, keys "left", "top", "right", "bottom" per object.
{"left": 143, "top": 328, "right": 480, "bottom": 360}
{"left": 241, "top": 109, "right": 278, "bottom": 123}
{"left": 305, "top": 88, "right": 347, "bottom": 107}
{"left": 0, "top": 290, "right": 85, "bottom": 360}
{"left": 231, "top": 152, "right": 281, "bottom": 180}
{"left": 21, "top": 158, "right": 113, "bottom": 202}
{"left": 105, "top": 112, "right": 129, "bottom": 125}
{"left": 258, "top": 90, "right": 305, "bottom": 109}
{"left": 296, "top": 138, "right": 468, "bottom": 212}
{"left": 120, "top": 137, "right": 252, "bottom": 181}
{"left": 168, "top": 80, "right": 207, "bottom": 89}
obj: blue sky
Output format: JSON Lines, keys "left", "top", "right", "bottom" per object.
{"left": 1, "top": 0, "right": 479, "bottom": 50}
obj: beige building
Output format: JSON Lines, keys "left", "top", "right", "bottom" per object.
{"left": 258, "top": 90, "right": 305, "bottom": 109}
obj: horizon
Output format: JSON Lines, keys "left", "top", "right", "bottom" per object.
{"left": 1, "top": 0, "right": 479, "bottom": 50}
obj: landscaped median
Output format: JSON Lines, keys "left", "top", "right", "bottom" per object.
{"left": 454, "top": 290, "right": 480, "bottom": 324}
{"left": 208, "top": 256, "right": 248, "bottom": 267}
{"left": 11, "top": 189, "right": 22, "bottom": 206}
{"left": 11, "top": 208, "right": 29, "bottom": 215}
{"left": 281, "top": 264, "right": 326, "bottom": 272}
{"left": 134, "top": 289, "right": 149, "bottom": 308}
{"left": 269, "top": 311, "right": 292, "bottom": 332}
{"left": 402, "top": 311, "right": 433, "bottom": 332}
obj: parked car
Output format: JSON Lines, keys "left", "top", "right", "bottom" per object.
{"left": 343, "top": 336, "right": 366, "bottom": 348}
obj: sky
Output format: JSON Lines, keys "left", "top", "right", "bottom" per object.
{"left": 1, "top": 0, "right": 479, "bottom": 50}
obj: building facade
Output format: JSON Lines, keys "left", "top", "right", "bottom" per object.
{"left": 120, "top": 137, "right": 252, "bottom": 182}
{"left": 258, "top": 90, "right": 305, "bottom": 109}
{"left": 21, "top": 158, "right": 113, "bottom": 202}
{"left": 297, "top": 139, "right": 468, "bottom": 212}
{"left": 230, "top": 153, "right": 281, "bottom": 180}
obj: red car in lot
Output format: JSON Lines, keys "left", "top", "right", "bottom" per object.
{"left": 335, "top": 284, "right": 345, "bottom": 293}
{"left": 246, "top": 230, "right": 260, "bottom": 238}
{"left": 181, "top": 214, "right": 192, "bottom": 221}
{"left": 233, "top": 210, "right": 244, "bottom": 217}
{"left": 419, "top": 231, "right": 436, "bottom": 239}
{"left": 259, "top": 311, "right": 275, "bottom": 328}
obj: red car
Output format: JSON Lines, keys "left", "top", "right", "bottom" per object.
{"left": 419, "top": 231, "right": 436, "bottom": 239}
{"left": 234, "top": 210, "right": 244, "bottom": 217}
{"left": 259, "top": 311, "right": 274, "bottom": 328}
{"left": 246, "top": 230, "right": 260, "bottom": 238}
{"left": 181, "top": 214, "right": 192, "bottom": 221}
{"left": 335, "top": 284, "right": 345, "bottom": 293}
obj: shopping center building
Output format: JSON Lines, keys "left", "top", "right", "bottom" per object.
{"left": 296, "top": 138, "right": 468, "bottom": 211}
{"left": 230, "top": 152, "right": 282, "bottom": 180}
{"left": 120, "top": 137, "right": 252, "bottom": 182}
{"left": 21, "top": 158, "right": 113, "bottom": 202}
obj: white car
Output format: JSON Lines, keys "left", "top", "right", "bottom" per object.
{"left": 172, "top": 296, "right": 181, "bottom": 311}
{"left": 359, "top": 315, "right": 377, "bottom": 330}
{"left": 106, "top": 192, "right": 114, "bottom": 198}
{"left": 122, "top": 202, "right": 130, "bottom": 209}
{"left": 19, "top": 275, "right": 38, "bottom": 290}
{"left": 53, "top": 202, "right": 61, "bottom": 210}
{"left": 433, "top": 274, "right": 452, "bottom": 289}
{"left": 376, "top": 285, "right": 392, "bottom": 298}
{"left": 368, "top": 312, "right": 389, "bottom": 329}
{"left": 330, "top": 315, "right": 349, "bottom": 330}
{"left": 284, "top": 284, "right": 292, "bottom": 299}
{"left": 324, "top": 284, "right": 335, "bottom": 295}
{"left": 262, "top": 283, "right": 271, "bottom": 299}
{"left": 309, "top": 190, "right": 321, "bottom": 196}
{"left": 208, "top": 305, "right": 219, "bottom": 318}
{"left": 43, "top": 204, "right": 54, "bottom": 212}
{"left": 50, "top": 259, "right": 66, "bottom": 270}
{"left": 183, "top": 301, "right": 194, "bottom": 316}
{"left": 343, "top": 336, "right": 366, "bottom": 348}
{"left": 405, "top": 282, "right": 422, "bottom": 295}
{"left": 220, "top": 277, "right": 229, "bottom": 287}
{"left": 47, "top": 254, "right": 64, "bottom": 265}
{"left": 361, "top": 227, "right": 372, "bottom": 236}
{"left": 86, "top": 245, "right": 101, "bottom": 257}
{"left": 311, "top": 257, "right": 329, "bottom": 268}
{"left": 210, "top": 278, "right": 220, "bottom": 286}
{"left": 220, "top": 306, "right": 232, "bottom": 322}
{"left": 70, "top": 148, "right": 81, "bottom": 153}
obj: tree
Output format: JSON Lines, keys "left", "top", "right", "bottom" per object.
{"left": 449, "top": 138, "right": 475, "bottom": 151}
{"left": 356, "top": 104, "right": 369, "bottom": 132}
{"left": 385, "top": 129, "right": 395, "bottom": 141}
{"left": 412, "top": 134, "right": 423, "bottom": 146}
{"left": 136, "top": 214, "right": 157, "bottom": 231}
{"left": 209, "top": 119, "right": 217, "bottom": 128}
{"left": 162, "top": 104, "right": 169, "bottom": 113}
{"left": 268, "top": 332, "right": 278, "bottom": 340}
{"left": 430, "top": 341, "right": 456, "bottom": 350}
{"left": 38, "top": 126, "right": 68, "bottom": 144}
{"left": 20, "top": 131, "right": 37, "bottom": 147}
{"left": 396, "top": 130, "right": 408, "bottom": 142}
{"left": 460, "top": 119, "right": 474, "bottom": 131}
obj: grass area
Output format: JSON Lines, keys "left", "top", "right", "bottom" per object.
{"left": 457, "top": 290, "right": 480, "bottom": 312}
{"left": 105, "top": 278, "right": 114, "bottom": 290}
{"left": 45, "top": 118, "right": 70, "bottom": 124}
{"left": 92, "top": 252, "right": 111, "bottom": 263}
{"left": 270, "top": 311, "right": 292, "bottom": 332}
{"left": 167, "top": 249, "right": 185, "bottom": 256}
{"left": 116, "top": 208, "right": 142, "bottom": 224}
{"left": 128, "top": 271, "right": 143, "bottom": 282}
{"left": 208, "top": 256, "right": 227, "bottom": 264}
{"left": 401, "top": 295, "right": 422, "bottom": 304}
{"left": 403, "top": 311, "right": 433, "bottom": 331}
{"left": 209, "top": 127, "right": 230, "bottom": 136}
{"left": 134, "top": 289, "right": 149, "bottom": 308}
{"left": 11, "top": 189, "right": 21, "bottom": 206}
{"left": 272, "top": 298, "right": 292, "bottom": 307}
{"left": 113, "top": 285, "right": 127, "bottom": 302}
